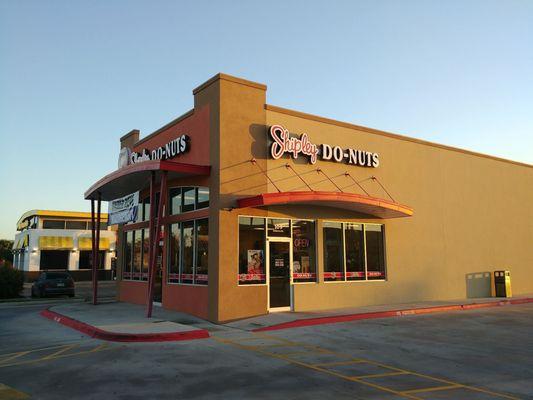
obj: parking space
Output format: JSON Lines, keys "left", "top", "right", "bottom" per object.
{"left": 0, "top": 302, "right": 532, "bottom": 399}
{"left": 215, "top": 331, "right": 520, "bottom": 399}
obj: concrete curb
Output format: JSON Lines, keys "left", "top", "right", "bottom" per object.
{"left": 253, "top": 297, "right": 533, "bottom": 332}
{"left": 40, "top": 309, "right": 210, "bottom": 342}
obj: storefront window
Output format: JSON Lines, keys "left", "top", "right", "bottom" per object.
{"left": 43, "top": 220, "right": 66, "bottom": 229}
{"left": 181, "top": 221, "right": 194, "bottom": 283}
{"left": 167, "top": 218, "right": 209, "bottom": 285}
{"left": 141, "top": 228, "right": 150, "bottom": 281}
{"left": 292, "top": 220, "right": 316, "bottom": 283}
{"left": 345, "top": 223, "right": 365, "bottom": 280}
{"left": 195, "top": 219, "right": 208, "bottom": 285}
{"left": 168, "top": 187, "right": 210, "bottom": 215}
{"left": 323, "top": 222, "right": 386, "bottom": 282}
{"left": 365, "top": 225, "right": 385, "bottom": 280}
{"left": 123, "top": 231, "right": 133, "bottom": 280}
{"left": 143, "top": 197, "right": 150, "bottom": 222}
{"left": 169, "top": 188, "right": 182, "bottom": 215}
{"left": 197, "top": 187, "right": 209, "bottom": 209}
{"left": 182, "top": 188, "right": 196, "bottom": 213}
{"left": 168, "top": 223, "right": 180, "bottom": 283}
{"left": 323, "top": 222, "right": 344, "bottom": 281}
{"left": 238, "top": 217, "right": 266, "bottom": 285}
{"left": 133, "top": 230, "right": 142, "bottom": 280}
{"left": 66, "top": 221, "right": 87, "bottom": 230}
{"left": 88, "top": 221, "right": 108, "bottom": 230}
{"left": 267, "top": 218, "right": 291, "bottom": 237}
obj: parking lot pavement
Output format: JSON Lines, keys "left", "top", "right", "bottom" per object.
{"left": 22, "top": 280, "right": 117, "bottom": 300}
{"left": 0, "top": 302, "right": 532, "bottom": 399}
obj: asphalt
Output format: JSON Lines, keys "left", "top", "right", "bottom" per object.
{"left": 0, "top": 300, "right": 532, "bottom": 399}
{"left": 22, "top": 280, "right": 117, "bottom": 300}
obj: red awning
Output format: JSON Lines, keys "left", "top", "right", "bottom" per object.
{"left": 236, "top": 191, "right": 413, "bottom": 219}
{"left": 85, "top": 160, "right": 210, "bottom": 201}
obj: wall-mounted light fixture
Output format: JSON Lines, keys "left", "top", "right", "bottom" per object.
{"left": 32, "top": 248, "right": 38, "bottom": 253}
{"left": 71, "top": 248, "right": 78, "bottom": 253}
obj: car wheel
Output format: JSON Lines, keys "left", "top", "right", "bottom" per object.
{"left": 39, "top": 289, "right": 46, "bottom": 298}
{"left": 31, "top": 288, "right": 36, "bottom": 298}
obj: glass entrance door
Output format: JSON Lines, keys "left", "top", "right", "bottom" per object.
{"left": 268, "top": 241, "right": 291, "bottom": 309}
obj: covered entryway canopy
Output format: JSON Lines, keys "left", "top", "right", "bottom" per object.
{"left": 84, "top": 160, "right": 210, "bottom": 201}
{"left": 236, "top": 191, "right": 413, "bottom": 218}
{"left": 84, "top": 159, "right": 210, "bottom": 316}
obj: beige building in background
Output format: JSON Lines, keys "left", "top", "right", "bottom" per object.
{"left": 89, "top": 73, "right": 533, "bottom": 323}
{"left": 13, "top": 210, "right": 116, "bottom": 281}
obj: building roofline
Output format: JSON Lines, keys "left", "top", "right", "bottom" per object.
{"left": 134, "top": 109, "right": 195, "bottom": 148}
{"left": 265, "top": 104, "right": 533, "bottom": 169}
{"left": 17, "top": 210, "right": 109, "bottom": 228}
{"left": 192, "top": 73, "right": 267, "bottom": 95}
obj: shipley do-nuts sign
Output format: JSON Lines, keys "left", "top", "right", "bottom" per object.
{"left": 269, "top": 124, "right": 379, "bottom": 168}
{"left": 118, "top": 134, "right": 191, "bottom": 169}
{"left": 130, "top": 134, "right": 190, "bottom": 164}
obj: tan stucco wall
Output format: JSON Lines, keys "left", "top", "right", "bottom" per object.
{"left": 264, "top": 108, "right": 533, "bottom": 312}
{"left": 118, "top": 73, "right": 531, "bottom": 323}
{"left": 196, "top": 74, "right": 532, "bottom": 322}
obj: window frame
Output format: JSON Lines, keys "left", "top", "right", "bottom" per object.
{"left": 122, "top": 230, "right": 134, "bottom": 281}
{"left": 166, "top": 217, "right": 209, "bottom": 286}
{"left": 168, "top": 186, "right": 210, "bottom": 216}
{"left": 42, "top": 220, "right": 66, "bottom": 230}
{"left": 237, "top": 216, "right": 318, "bottom": 286}
{"left": 322, "top": 221, "right": 387, "bottom": 283}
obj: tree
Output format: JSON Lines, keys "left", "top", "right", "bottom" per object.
{"left": 0, "top": 264, "right": 24, "bottom": 298}
{"left": 0, "top": 240, "right": 14, "bottom": 264}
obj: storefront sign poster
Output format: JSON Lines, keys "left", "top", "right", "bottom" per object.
{"left": 247, "top": 250, "right": 264, "bottom": 274}
{"left": 108, "top": 192, "right": 139, "bottom": 225}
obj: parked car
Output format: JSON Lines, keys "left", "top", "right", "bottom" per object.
{"left": 31, "top": 272, "right": 75, "bottom": 298}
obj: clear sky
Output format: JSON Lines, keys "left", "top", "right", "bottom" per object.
{"left": 0, "top": 0, "right": 532, "bottom": 239}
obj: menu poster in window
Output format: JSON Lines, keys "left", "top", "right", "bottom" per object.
{"left": 247, "top": 250, "right": 264, "bottom": 274}
{"left": 293, "top": 261, "right": 301, "bottom": 273}
{"left": 301, "top": 256, "right": 310, "bottom": 273}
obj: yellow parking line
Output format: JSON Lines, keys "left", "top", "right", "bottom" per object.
{"left": 402, "top": 384, "right": 462, "bottom": 394}
{"left": 354, "top": 371, "right": 409, "bottom": 379}
{"left": 0, "top": 344, "right": 112, "bottom": 369}
{"left": 0, "top": 344, "right": 70, "bottom": 359}
{"left": 266, "top": 350, "right": 317, "bottom": 356}
{"left": 215, "top": 333, "right": 521, "bottom": 400}
{"left": 232, "top": 336, "right": 288, "bottom": 343}
{"left": 0, "top": 383, "right": 30, "bottom": 400}
{"left": 242, "top": 343, "right": 300, "bottom": 349}
{"left": 0, "top": 351, "right": 30, "bottom": 365}
{"left": 313, "top": 359, "right": 365, "bottom": 367}
{"left": 213, "top": 336, "right": 420, "bottom": 400}
{"left": 41, "top": 344, "right": 78, "bottom": 360}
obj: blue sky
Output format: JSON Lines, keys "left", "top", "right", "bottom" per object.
{"left": 0, "top": 0, "right": 532, "bottom": 239}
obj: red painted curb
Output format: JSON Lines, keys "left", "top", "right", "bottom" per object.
{"left": 253, "top": 297, "right": 533, "bottom": 332}
{"left": 40, "top": 309, "right": 210, "bottom": 342}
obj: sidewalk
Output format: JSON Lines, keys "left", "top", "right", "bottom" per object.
{"left": 42, "top": 302, "right": 213, "bottom": 342}
{"left": 225, "top": 294, "right": 533, "bottom": 332}
{"left": 42, "top": 294, "right": 533, "bottom": 341}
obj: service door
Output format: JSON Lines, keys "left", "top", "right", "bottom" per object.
{"left": 268, "top": 241, "right": 291, "bottom": 309}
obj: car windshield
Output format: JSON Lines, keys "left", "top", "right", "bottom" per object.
{"left": 46, "top": 273, "right": 70, "bottom": 280}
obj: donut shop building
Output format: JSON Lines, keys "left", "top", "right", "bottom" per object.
{"left": 85, "top": 73, "right": 533, "bottom": 323}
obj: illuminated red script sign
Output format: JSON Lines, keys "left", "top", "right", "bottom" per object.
{"left": 270, "top": 125, "right": 318, "bottom": 164}
{"left": 269, "top": 124, "right": 379, "bottom": 168}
